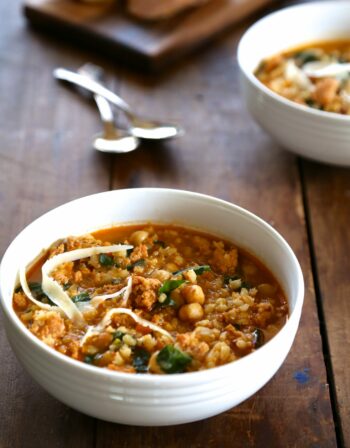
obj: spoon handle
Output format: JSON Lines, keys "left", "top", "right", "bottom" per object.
{"left": 54, "top": 68, "right": 132, "bottom": 114}
{"left": 77, "top": 65, "right": 114, "bottom": 126}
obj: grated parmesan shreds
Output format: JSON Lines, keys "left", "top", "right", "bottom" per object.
{"left": 20, "top": 244, "right": 133, "bottom": 327}
{"left": 99, "top": 308, "right": 173, "bottom": 339}
{"left": 90, "top": 286, "right": 127, "bottom": 307}
{"left": 284, "top": 60, "right": 313, "bottom": 91}
{"left": 80, "top": 307, "right": 173, "bottom": 347}
{"left": 120, "top": 276, "right": 132, "bottom": 307}
{"left": 90, "top": 276, "right": 133, "bottom": 308}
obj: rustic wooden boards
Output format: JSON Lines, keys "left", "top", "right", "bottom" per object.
{"left": 0, "top": 0, "right": 344, "bottom": 446}
{"left": 24, "top": 0, "right": 274, "bottom": 70}
{"left": 302, "top": 161, "right": 350, "bottom": 447}
{"left": 106, "top": 27, "right": 337, "bottom": 446}
{"left": 0, "top": 2, "right": 110, "bottom": 446}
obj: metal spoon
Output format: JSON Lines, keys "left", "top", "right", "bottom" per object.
{"left": 54, "top": 67, "right": 183, "bottom": 140}
{"left": 78, "top": 64, "right": 140, "bottom": 154}
{"left": 92, "top": 95, "right": 140, "bottom": 153}
{"left": 303, "top": 60, "right": 350, "bottom": 78}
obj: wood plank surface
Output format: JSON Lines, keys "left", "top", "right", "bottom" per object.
{"left": 302, "top": 161, "right": 350, "bottom": 447}
{"left": 0, "top": 0, "right": 342, "bottom": 446}
{"left": 100, "top": 17, "right": 337, "bottom": 448}
{"left": 0, "top": 1, "right": 111, "bottom": 446}
{"left": 23, "top": 0, "right": 274, "bottom": 71}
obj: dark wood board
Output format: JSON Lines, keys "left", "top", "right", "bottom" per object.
{"left": 23, "top": 0, "right": 274, "bottom": 71}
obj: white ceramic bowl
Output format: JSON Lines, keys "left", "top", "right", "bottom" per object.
{"left": 0, "top": 189, "right": 304, "bottom": 426}
{"left": 238, "top": 1, "right": 350, "bottom": 166}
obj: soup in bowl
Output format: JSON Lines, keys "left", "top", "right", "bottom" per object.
{"left": 0, "top": 188, "right": 303, "bottom": 425}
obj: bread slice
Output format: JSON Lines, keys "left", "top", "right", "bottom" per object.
{"left": 127, "top": 0, "right": 209, "bottom": 20}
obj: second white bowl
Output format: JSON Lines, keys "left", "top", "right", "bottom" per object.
{"left": 238, "top": 1, "right": 350, "bottom": 166}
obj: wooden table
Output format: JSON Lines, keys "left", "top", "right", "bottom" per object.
{"left": 0, "top": 0, "right": 348, "bottom": 446}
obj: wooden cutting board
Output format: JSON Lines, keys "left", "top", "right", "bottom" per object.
{"left": 24, "top": 0, "right": 274, "bottom": 71}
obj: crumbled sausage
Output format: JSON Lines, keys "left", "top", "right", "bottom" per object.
{"left": 210, "top": 241, "right": 238, "bottom": 274}
{"left": 176, "top": 333, "right": 209, "bottom": 361}
{"left": 30, "top": 310, "right": 65, "bottom": 347}
{"left": 312, "top": 78, "right": 340, "bottom": 106}
{"left": 132, "top": 275, "right": 161, "bottom": 310}
{"left": 130, "top": 244, "right": 148, "bottom": 263}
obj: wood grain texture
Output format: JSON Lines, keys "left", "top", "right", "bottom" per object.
{"left": 302, "top": 161, "right": 350, "bottom": 447}
{"left": 23, "top": 0, "right": 274, "bottom": 70}
{"left": 98, "top": 17, "right": 337, "bottom": 448}
{"left": 0, "top": 1, "right": 111, "bottom": 446}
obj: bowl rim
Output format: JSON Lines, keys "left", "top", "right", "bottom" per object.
{"left": 0, "top": 188, "right": 304, "bottom": 385}
{"left": 237, "top": 0, "right": 350, "bottom": 123}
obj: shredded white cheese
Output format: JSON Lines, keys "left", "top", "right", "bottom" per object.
{"left": 19, "top": 244, "right": 133, "bottom": 327}
{"left": 341, "top": 90, "right": 350, "bottom": 107}
{"left": 80, "top": 326, "right": 99, "bottom": 347}
{"left": 285, "top": 60, "right": 313, "bottom": 91}
{"left": 90, "top": 287, "right": 127, "bottom": 307}
{"left": 120, "top": 276, "right": 132, "bottom": 307}
{"left": 90, "top": 276, "right": 133, "bottom": 307}
{"left": 80, "top": 307, "right": 173, "bottom": 346}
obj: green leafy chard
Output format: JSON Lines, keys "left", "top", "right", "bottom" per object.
{"left": 83, "top": 355, "right": 95, "bottom": 364}
{"left": 63, "top": 282, "right": 72, "bottom": 291}
{"left": 29, "top": 282, "right": 44, "bottom": 295}
{"left": 132, "top": 347, "right": 151, "bottom": 373}
{"left": 240, "top": 281, "right": 252, "bottom": 290}
{"left": 294, "top": 50, "right": 319, "bottom": 66}
{"left": 252, "top": 328, "right": 265, "bottom": 348}
{"left": 113, "top": 331, "right": 125, "bottom": 340}
{"left": 99, "top": 253, "right": 114, "bottom": 267}
{"left": 156, "top": 345, "right": 192, "bottom": 374}
{"left": 72, "top": 292, "right": 90, "bottom": 303}
{"left": 173, "top": 265, "right": 211, "bottom": 276}
{"left": 159, "top": 279, "right": 186, "bottom": 295}
{"left": 154, "top": 240, "right": 166, "bottom": 248}
{"left": 155, "top": 279, "right": 186, "bottom": 309}
{"left": 127, "top": 259, "right": 146, "bottom": 271}
{"left": 133, "top": 347, "right": 150, "bottom": 373}
{"left": 29, "top": 282, "right": 54, "bottom": 305}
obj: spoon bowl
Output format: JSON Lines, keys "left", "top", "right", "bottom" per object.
{"left": 129, "top": 116, "right": 183, "bottom": 140}
{"left": 54, "top": 68, "right": 184, "bottom": 141}
{"left": 78, "top": 64, "right": 140, "bottom": 154}
{"left": 93, "top": 130, "right": 140, "bottom": 153}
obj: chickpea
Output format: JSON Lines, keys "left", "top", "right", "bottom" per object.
{"left": 179, "top": 303, "right": 204, "bottom": 322}
{"left": 242, "top": 262, "right": 257, "bottom": 276}
{"left": 257, "top": 283, "right": 276, "bottom": 299}
{"left": 182, "top": 284, "right": 205, "bottom": 305}
{"left": 130, "top": 230, "right": 149, "bottom": 246}
{"left": 183, "top": 269, "right": 197, "bottom": 283}
{"left": 170, "top": 288, "right": 185, "bottom": 307}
